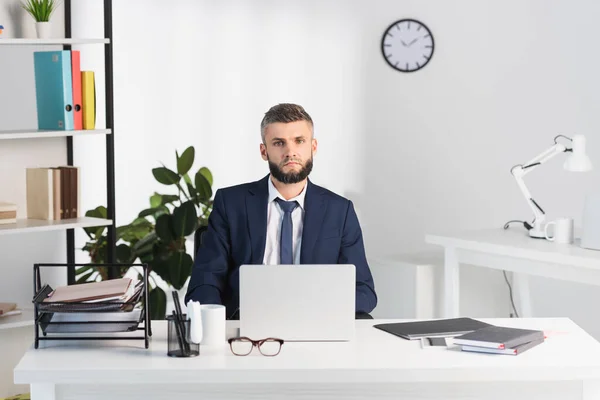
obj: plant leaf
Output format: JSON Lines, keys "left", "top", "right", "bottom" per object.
{"left": 83, "top": 206, "right": 108, "bottom": 236}
{"left": 75, "top": 265, "right": 93, "bottom": 277}
{"left": 183, "top": 173, "right": 192, "bottom": 186}
{"left": 138, "top": 206, "right": 169, "bottom": 219}
{"left": 152, "top": 167, "right": 180, "bottom": 185}
{"left": 150, "top": 193, "right": 162, "bottom": 208}
{"left": 195, "top": 170, "right": 212, "bottom": 202}
{"left": 148, "top": 287, "right": 167, "bottom": 320}
{"left": 199, "top": 167, "right": 213, "bottom": 186}
{"left": 177, "top": 146, "right": 195, "bottom": 175}
{"left": 76, "top": 271, "right": 94, "bottom": 284}
{"left": 132, "top": 231, "right": 158, "bottom": 252}
{"left": 159, "top": 194, "right": 179, "bottom": 205}
{"left": 168, "top": 251, "right": 193, "bottom": 290}
{"left": 151, "top": 244, "right": 171, "bottom": 282}
{"left": 172, "top": 201, "right": 197, "bottom": 237}
{"left": 116, "top": 244, "right": 132, "bottom": 263}
{"left": 155, "top": 214, "right": 174, "bottom": 242}
{"left": 186, "top": 182, "right": 199, "bottom": 203}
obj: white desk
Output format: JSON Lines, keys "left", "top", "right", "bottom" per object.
{"left": 425, "top": 228, "right": 600, "bottom": 318}
{"left": 13, "top": 318, "right": 600, "bottom": 400}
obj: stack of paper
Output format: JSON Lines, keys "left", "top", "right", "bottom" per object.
{"left": 453, "top": 325, "right": 545, "bottom": 355}
{"left": 43, "top": 278, "right": 133, "bottom": 303}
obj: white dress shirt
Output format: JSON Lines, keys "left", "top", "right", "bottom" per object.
{"left": 262, "top": 177, "right": 307, "bottom": 265}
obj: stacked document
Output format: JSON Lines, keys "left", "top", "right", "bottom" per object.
{"left": 453, "top": 325, "right": 545, "bottom": 355}
{"left": 39, "top": 278, "right": 143, "bottom": 312}
{"left": 43, "top": 278, "right": 133, "bottom": 303}
{"left": 43, "top": 308, "right": 143, "bottom": 333}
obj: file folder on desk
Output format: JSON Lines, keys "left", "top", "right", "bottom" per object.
{"left": 33, "top": 51, "right": 74, "bottom": 130}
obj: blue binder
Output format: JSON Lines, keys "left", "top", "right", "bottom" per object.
{"left": 33, "top": 51, "right": 74, "bottom": 130}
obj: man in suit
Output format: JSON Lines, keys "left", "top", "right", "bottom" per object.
{"left": 185, "top": 103, "right": 377, "bottom": 319}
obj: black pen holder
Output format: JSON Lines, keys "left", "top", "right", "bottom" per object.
{"left": 167, "top": 314, "right": 199, "bottom": 357}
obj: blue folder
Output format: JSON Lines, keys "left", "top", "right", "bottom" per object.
{"left": 33, "top": 51, "right": 74, "bottom": 130}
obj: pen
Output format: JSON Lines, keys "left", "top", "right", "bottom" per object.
{"left": 172, "top": 310, "right": 187, "bottom": 356}
{"left": 172, "top": 291, "right": 190, "bottom": 355}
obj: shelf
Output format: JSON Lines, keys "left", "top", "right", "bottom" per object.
{"left": 0, "top": 217, "right": 112, "bottom": 236}
{"left": 0, "top": 38, "right": 109, "bottom": 45}
{"left": 0, "top": 129, "right": 111, "bottom": 140}
{"left": 0, "top": 309, "right": 34, "bottom": 331}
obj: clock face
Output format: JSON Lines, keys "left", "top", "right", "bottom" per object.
{"left": 381, "top": 19, "right": 434, "bottom": 73}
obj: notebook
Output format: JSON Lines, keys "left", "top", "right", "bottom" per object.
{"left": 453, "top": 325, "right": 544, "bottom": 349}
{"left": 374, "top": 317, "right": 492, "bottom": 340}
{"left": 460, "top": 337, "right": 545, "bottom": 355}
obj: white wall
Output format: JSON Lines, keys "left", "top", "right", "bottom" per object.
{"left": 0, "top": 1, "right": 67, "bottom": 397}
{"left": 72, "top": 0, "right": 600, "bottom": 336}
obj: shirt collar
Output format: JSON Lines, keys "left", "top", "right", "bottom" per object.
{"left": 267, "top": 175, "right": 307, "bottom": 210}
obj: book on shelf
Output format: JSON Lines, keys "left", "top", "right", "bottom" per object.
{"left": 26, "top": 166, "right": 79, "bottom": 220}
{"left": 33, "top": 50, "right": 74, "bottom": 130}
{"left": 71, "top": 50, "right": 83, "bottom": 130}
{"left": 0, "top": 202, "right": 17, "bottom": 225}
{"left": 33, "top": 50, "right": 96, "bottom": 131}
{"left": 81, "top": 71, "right": 96, "bottom": 130}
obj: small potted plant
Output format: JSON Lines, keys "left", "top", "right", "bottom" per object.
{"left": 21, "top": 0, "right": 62, "bottom": 39}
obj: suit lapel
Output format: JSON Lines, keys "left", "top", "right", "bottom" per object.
{"left": 246, "top": 175, "right": 269, "bottom": 264}
{"left": 300, "top": 180, "right": 327, "bottom": 264}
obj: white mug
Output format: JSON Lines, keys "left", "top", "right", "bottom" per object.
{"left": 199, "top": 304, "right": 226, "bottom": 346}
{"left": 545, "top": 218, "right": 574, "bottom": 244}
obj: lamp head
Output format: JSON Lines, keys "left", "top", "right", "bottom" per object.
{"left": 564, "top": 134, "right": 593, "bottom": 172}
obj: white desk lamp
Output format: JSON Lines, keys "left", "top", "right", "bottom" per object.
{"left": 510, "top": 134, "right": 592, "bottom": 238}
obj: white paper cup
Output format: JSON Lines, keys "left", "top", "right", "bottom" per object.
{"left": 200, "top": 304, "right": 226, "bottom": 346}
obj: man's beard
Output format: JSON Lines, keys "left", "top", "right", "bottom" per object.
{"left": 268, "top": 155, "right": 313, "bottom": 184}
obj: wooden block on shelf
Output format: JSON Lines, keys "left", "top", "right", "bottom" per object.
{"left": 0, "top": 202, "right": 16, "bottom": 225}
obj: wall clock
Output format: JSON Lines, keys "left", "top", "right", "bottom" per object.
{"left": 381, "top": 19, "right": 434, "bottom": 73}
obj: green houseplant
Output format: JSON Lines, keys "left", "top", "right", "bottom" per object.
{"left": 80, "top": 146, "right": 213, "bottom": 319}
{"left": 21, "top": 0, "right": 62, "bottom": 38}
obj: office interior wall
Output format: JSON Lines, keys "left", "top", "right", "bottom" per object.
{"left": 72, "top": 0, "right": 600, "bottom": 338}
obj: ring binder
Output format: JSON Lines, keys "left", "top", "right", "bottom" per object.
{"left": 32, "top": 263, "right": 152, "bottom": 349}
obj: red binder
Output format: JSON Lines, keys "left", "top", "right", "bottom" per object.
{"left": 71, "top": 50, "right": 83, "bottom": 130}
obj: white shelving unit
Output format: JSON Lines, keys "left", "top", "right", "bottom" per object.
{"left": 0, "top": 38, "right": 109, "bottom": 45}
{"left": 0, "top": 129, "right": 111, "bottom": 140}
{"left": 0, "top": 34, "right": 114, "bottom": 333}
{"left": 0, "top": 217, "right": 113, "bottom": 236}
{"left": 0, "top": 310, "right": 35, "bottom": 331}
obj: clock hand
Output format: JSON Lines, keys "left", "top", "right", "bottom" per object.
{"left": 401, "top": 40, "right": 408, "bottom": 47}
{"left": 408, "top": 38, "right": 419, "bottom": 47}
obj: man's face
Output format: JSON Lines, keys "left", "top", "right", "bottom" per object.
{"left": 260, "top": 120, "right": 318, "bottom": 184}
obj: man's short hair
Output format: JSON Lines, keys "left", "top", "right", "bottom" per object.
{"left": 260, "top": 103, "right": 314, "bottom": 143}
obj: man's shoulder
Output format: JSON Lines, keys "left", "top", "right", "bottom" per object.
{"left": 216, "top": 176, "right": 267, "bottom": 197}
{"left": 310, "top": 181, "right": 351, "bottom": 206}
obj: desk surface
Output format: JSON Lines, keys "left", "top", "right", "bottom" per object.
{"left": 14, "top": 318, "right": 600, "bottom": 385}
{"left": 426, "top": 228, "right": 600, "bottom": 268}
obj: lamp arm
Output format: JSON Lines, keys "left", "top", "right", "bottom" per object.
{"left": 510, "top": 142, "right": 568, "bottom": 237}
{"left": 516, "top": 143, "right": 567, "bottom": 177}
{"left": 512, "top": 172, "right": 546, "bottom": 227}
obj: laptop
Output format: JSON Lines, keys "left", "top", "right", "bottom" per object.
{"left": 239, "top": 264, "right": 355, "bottom": 341}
